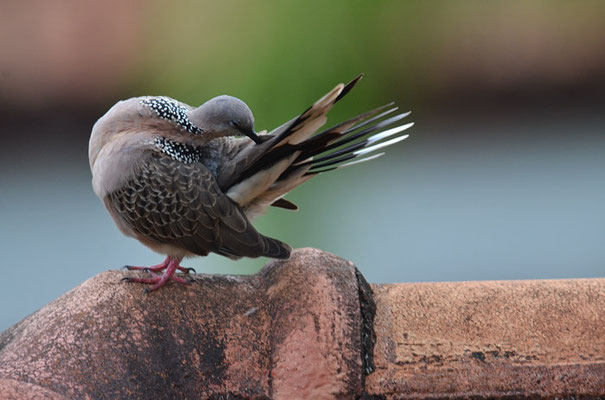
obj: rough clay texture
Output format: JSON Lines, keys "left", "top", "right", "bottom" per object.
{"left": 0, "top": 248, "right": 365, "bottom": 400}
{"left": 1, "top": 250, "right": 604, "bottom": 399}
{"left": 0, "top": 379, "right": 67, "bottom": 400}
{"left": 366, "top": 278, "right": 605, "bottom": 399}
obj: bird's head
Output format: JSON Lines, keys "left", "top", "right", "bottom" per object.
{"left": 188, "top": 95, "right": 261, "bottom": 144}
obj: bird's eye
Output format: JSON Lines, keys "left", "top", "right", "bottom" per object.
{"left": 229, "top": 120, "right": 240, "bottom": 128}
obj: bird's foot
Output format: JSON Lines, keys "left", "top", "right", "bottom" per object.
{"left": 121, "top": 256, "right": 194, "bottom": 292}
{"left": 123, "top": 256, "right": 196, "bottom": 274}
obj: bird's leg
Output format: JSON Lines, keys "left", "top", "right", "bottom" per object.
{"left": 124, "top": 257, "right": 170, "bottom": 272}
{"left": 124, "top": 256, "right": 196, "bottom": 274}
{"left": 122, "top": 256, "right": 195, "bottom": 293}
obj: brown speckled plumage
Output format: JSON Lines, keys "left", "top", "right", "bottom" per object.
{"left": 107, "top": 153, "right": 289, "bottom": 259}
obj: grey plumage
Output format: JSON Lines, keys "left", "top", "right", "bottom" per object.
{"left": 89, "top": 74, "right": 413, "bottom": 291}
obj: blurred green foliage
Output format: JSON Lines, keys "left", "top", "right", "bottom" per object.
{"left": 127, "top": 1, "right": 424, "bottom": 119}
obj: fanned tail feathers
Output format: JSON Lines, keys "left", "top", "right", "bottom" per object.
{"left": 224, "top": 74, "right": 413, "bottom": 218}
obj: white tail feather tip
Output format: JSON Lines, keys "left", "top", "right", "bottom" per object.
{"left": 367, "top": 121, "right": 414, "bottom": 144}
{"left": 339, "top": 152, "right": 385, "bottom": 169}
{"left": 353, "top": 133, "right": 410, "bottom": 156}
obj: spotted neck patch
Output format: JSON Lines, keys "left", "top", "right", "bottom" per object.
{"left": 153, "top": 137, "right": 204, "bottom": 164}
{"left": 141, "top": 97, "right": 202, "bottom": 134}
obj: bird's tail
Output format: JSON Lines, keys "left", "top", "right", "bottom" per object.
{"left": 224, "top": 74, "right": 414, "bottom": 219}
{"left": 216, "top": 233, "right": 292, "bottom": 260}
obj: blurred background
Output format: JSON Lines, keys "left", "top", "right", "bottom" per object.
{"left": 1, "top": 1, "right": 604, "bottom": 331}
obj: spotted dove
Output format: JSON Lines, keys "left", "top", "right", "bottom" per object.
{"left": 88, "top": 75, "right": 413, "bottom": 291}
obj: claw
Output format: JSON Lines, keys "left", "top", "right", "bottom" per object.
{"left": 123, "top": 257, "right": 192, "bottom": 275}
{"left": 121, "top": 256, "right": 189, "bottom": 292}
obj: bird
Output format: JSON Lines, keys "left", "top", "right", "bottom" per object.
{"left": 89, "top": 75, "right": 413, "bottom": 292}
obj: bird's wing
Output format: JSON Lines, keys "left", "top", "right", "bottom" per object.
{"left": 216, "top": 75, "right": 362, "bottom": 191}
{"left": 107, "top": 153, "right": 290, "bottom": 259}
{"left": 216, "top": 74, "right": 414, "bottom": 218}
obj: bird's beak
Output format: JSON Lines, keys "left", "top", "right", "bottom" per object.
{"left": 244, "top": 128, "right": 263, "bottom": 145}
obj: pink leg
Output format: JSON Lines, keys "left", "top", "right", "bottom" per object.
{"left": 122, "top": 256, "right": 195, "bottom": 293}
{"left": 124, "top": 256, "right": 196, "bottom": 274}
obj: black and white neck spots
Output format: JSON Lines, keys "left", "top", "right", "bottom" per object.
{"left": 141, "top": 97, "right": 202, "bottom": 134}
{"left": 154, "top": 137, "right": 203, "bottom": 164}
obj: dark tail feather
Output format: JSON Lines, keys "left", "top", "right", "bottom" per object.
{"left": 309, "top": 111, "right": 411, "bottom": 159}
{"left": 335, "top": 73, "right": 363, "bottom": 102}
{"left": 261, "top": 235, "right": 292, "bottom": 259}
{"left": 272, "top": 74, "right": 364, "bottom": 146}
{"left": 277, "top": 108, "right": 413, "bottom": 177}
{"left": 270, "top": 198, "right": 298, "bottom": 210}
{"left": 294, "top": 102, "right": 397, "bottom": 161}
{"left": 215, "top": 235, "right": 291, "bottom": 260}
